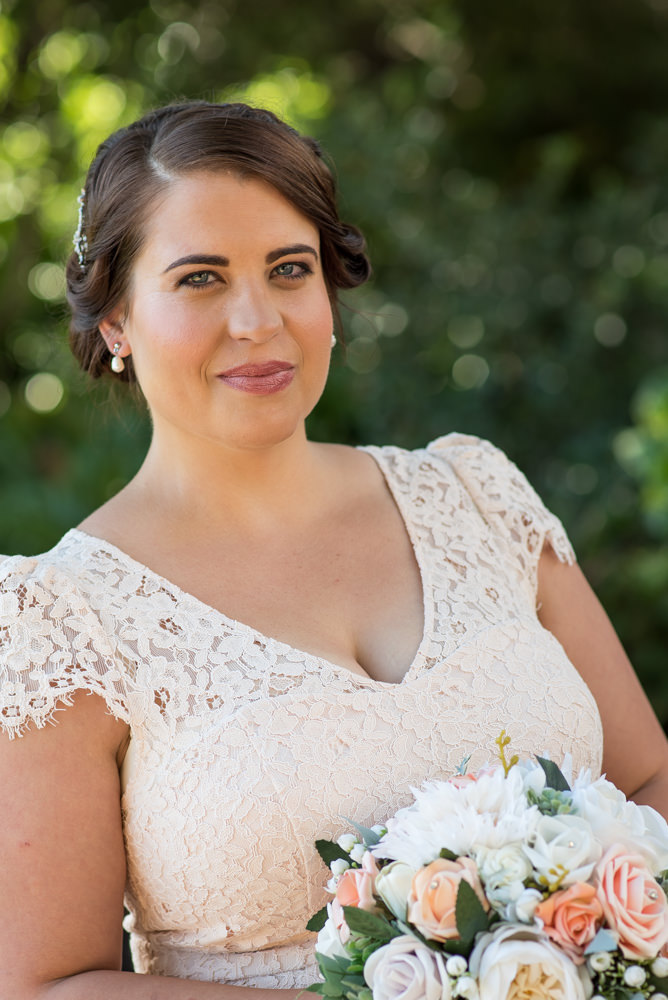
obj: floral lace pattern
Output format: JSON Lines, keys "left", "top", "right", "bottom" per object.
{"left": 0, "top": 434, "right": 603, "bottom": 986}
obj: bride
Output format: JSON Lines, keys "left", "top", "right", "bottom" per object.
{"left": 1, "top": 101, "right": 666, "bottom": 999}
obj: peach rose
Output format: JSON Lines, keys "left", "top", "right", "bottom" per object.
{"left": 335, "top": 851, "right": 379, "bottom": 912}
{"left": 408, "top": 857, "right": 489, "bottom": 942}
{"left": 595, "top": 844, "right": 668, "bottom": 958}
{"left": 535, "top": 881, "right": 604, "bottom": 963}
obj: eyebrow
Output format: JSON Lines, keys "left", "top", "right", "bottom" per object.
{"left": 163, "top": 244, "right": 319, "bottom": 273}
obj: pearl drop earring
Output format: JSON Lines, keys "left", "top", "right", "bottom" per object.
{"left": 331, "top": 333, "right": 337, "bottom": 348}
{"left": 110, "top": 342, "right": 125, "bottom": 374}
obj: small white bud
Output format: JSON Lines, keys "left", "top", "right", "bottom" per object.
{"left": 454, "top": 975, "right": 478, "bottom": 999}
{"left": 623, "top": 965, "right": 646, "bottom": 989}
{"left": 330, "top": 858, "right": 350, "bottom": 877}
{"left": 326, "top": 876, "right": 339, "bottom": 894}
{"left": 337, "top": 834, "right": 358, "bottom": 853}
{"left": 652, "top": 994, "right": 668, "bottom": 1000}
{"left": 349, "top": 843, "right": 366, "bottom": 864}
{"left": 588, "top": 952, "right": 613, "bottom": 973}
{"left": 591, "top": 995, "right": 606, "bottom": 1000}
{"left": 445, "top": 956, "right": 468, "bottom": 978}
{"left": 652, "top": 957, "right": 668, "bottom": 978}
{"left": 371, "top": 825, "right": 387, "bottom": 836}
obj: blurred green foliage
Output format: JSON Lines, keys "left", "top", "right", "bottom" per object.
{"left": 2, "top": 0, "right": 668, "bottom": 719}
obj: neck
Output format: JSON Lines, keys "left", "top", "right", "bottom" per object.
{"left": 126, "top": 424, "right": 331, "bottom": 533}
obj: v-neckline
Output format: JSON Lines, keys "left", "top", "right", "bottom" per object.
{"left": 66, "top": 445, "right": 433, "bottom": 688}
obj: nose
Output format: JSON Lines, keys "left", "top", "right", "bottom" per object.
{"left": 225, "top": 281, "right": 282, "bottom": 343}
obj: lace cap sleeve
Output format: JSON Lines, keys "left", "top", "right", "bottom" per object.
{"left": 0, "top": 554, "right": 131, "bottom": 739}
{"left": 426, "top": 433, "right": 575, "bottom": 584}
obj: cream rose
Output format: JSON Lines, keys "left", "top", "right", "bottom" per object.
{"left": 316, "top": 903, "right": 349, "bottom": 959}
{"left": 468, "top": 923, "right": 591, "bottom": 1000}
{"left": 375, "top": 862, "right": 418, "bottom": 920}
{"left": 595, "top": 844, "right": 668, "bottom": 959}
{"left": 363, "top": 934, "right": 452, "bottom": 1000}
{"left": 408, "top": 858, "right": 489, "bottom": 942}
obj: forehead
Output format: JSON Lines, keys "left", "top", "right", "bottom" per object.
{"left": 139, "top": 170, "right": 319, "bottom": 259}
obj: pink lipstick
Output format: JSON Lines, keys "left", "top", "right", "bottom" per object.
{"left": 218, "top": 361, "right": 295, "bottom": 395}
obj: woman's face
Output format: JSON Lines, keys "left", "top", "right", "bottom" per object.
{"left": 101, "top": 170, "right": 334, "bottom": 454}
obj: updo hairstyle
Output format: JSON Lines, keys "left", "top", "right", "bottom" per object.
{"left": 66, "top": 101, "right": 371, "bottom": 382}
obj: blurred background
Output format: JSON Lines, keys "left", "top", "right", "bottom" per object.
{"left": 2, "top": 0, "right": 668, "bottom": 724}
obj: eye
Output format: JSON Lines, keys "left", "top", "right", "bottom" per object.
{"left": 179, "top": 270, "right": 217, "bottom": 288}
{"left": 273, "top": 261, "right": 312, "bottom": 281}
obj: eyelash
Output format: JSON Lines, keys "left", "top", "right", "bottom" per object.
{"left": 178, "top": 261, "right": 313, "bottom": 289}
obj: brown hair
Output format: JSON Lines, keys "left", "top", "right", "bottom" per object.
{"left": 66, "top": 101, "right": 371, "bottom": 381}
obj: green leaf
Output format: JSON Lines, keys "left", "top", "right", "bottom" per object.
{"left": 316, "top": 952, "right": 352, "bottom": 975}
{"left": 317, "top": 839, "right": 355, "bottom": 867}
{"left": 439, "top": 847, "right": 458, "bottom": 861}
{"left": 342, "top": 906, "right": 400, "bottom": 941}
{"left": 536, "top": 756, "right": 571, "bottom": 792}
{"left": 342, "top": 817, "right": 381, "bottom": 846}
{"left": 303, "top": 984, "right": 326, "bottom": 994}
{"left": 307, "top": 905, "right": 329, "bottom": 932}
{"left": 455, "top": 879, "right": 490, "bottom": 944}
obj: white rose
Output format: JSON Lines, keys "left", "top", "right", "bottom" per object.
{"left": 375, "top": 862, "right": 418, "bottom": 921}
{"left": 587, "top": 953, "right": 612, "bottom": 973}
{"left": 316, "top": 904, "right": 349, "bottom": 960}
{"left": 446, "top": 956, "right": 468, "bottom": 978}
{"left": 474, "top": 844, "right": 532, "bottom": 908}
{"left": 330, "top": 858, "right": 350, "bottom": 877}
{"left": 523, "top": 814, "right": 600, "bottom": 888}
{"left": 337, "top": 833, "right": 358, "bottom": 853}
{"left": 508, "top": 887, "right": 543, "bottom": 924}
{"left": 350, "top": 842, "right": 367, "bottom": 864}
{"left": 571, "top": 775, "right": 668, "bottom": 867}
{"left": 468, "top": 923, "right": 591, "bottom": 1000}
{"left": 652, "top": 957, "right": 668, "bottom": 978}
{"left": 623, "top": 965, "right": 646, "bottom": 988}
{"left": 364, "top": 934, "right": 452, "bottom": 1000}
{"left": 453, "top": 976, "right": 478, "bottom": 999}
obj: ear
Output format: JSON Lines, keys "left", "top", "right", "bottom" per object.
{"left": 99, "top": 311, "right": 131, "bottom": 356}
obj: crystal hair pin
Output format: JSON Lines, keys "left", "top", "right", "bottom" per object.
{"left": 73, "top": 188, "right": 88, "bottom": 270}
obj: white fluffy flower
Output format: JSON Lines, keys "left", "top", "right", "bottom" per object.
{"left": 375, "top": 862, "right": 418, "bottom": 920}
{"left": 571, "top": 774, "right": 668, "bottom": 870}
{"left": 523, "top": 814, "right": 601, "bottom": 888}
{"left": 623, "top": 965, "right": 646, "bottom": 988}
{"left": 374, "top": 769, "right": 538, "bottom": 867}
{"left": 474, "top": 843, "right": 532, "bottom": 909}
{"left": 363, "top": 934, "right": 452, "bottom": 1000}
{"left": 316, "top": 904, "right": 349, "bottom": 960}
{"left": 468, "top": 923, "right": 591, "bottom": 1000}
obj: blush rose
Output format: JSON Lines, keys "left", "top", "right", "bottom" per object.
{"left": 408, "top": 857, "right": 489, "bottom": 942}
{"left": 595, "top": 844, "right": 668, "bottom": 959}
{"left": 535, "top": 881, "right": 603, "bottom": 963}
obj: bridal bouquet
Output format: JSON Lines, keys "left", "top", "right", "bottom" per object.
{"left": 307, "top": 734, "right": 668, "bottom": 1000}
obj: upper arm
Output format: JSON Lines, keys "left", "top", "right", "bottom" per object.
{"left": 0, "top": 692, "right": 129, "bottom": 996}
{"left": 536, "top": 544, "right": 668, "bottom": 806}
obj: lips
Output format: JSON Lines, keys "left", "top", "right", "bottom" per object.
{"left": 217, "top": 360, "right": 295, "bottom": 395}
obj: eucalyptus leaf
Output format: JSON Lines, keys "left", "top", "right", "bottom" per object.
{"left": 584, "top": 927, "right": 618, "bottom": 954}
{"left": 342, "top": 817, "right": 381, "bottom": 846}
{"left": 535, "top": 756, "right": 571, "bottom": 792}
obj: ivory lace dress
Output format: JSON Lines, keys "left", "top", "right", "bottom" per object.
{"left": 0, "top": 434, "right": 603, "bottom": 987}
